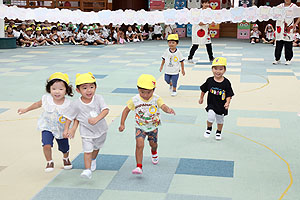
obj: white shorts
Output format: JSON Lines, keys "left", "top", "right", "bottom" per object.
{"left": 82, "top": 133, "right": 107, "bottom": 153}
{"left": 207, "top": 109, "right": 224, "bottom": 124}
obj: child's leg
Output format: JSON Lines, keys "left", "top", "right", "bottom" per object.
{"left": 284, "top": 41, "right": 293, "bottom": 61}
{"left": 134, "top": 128, "right": 146, "bottom": 172}
{"left": 170, "top": 74, "right": 179, "bottom": 92}
{"left": 84, "top": 152, "right": 92, "bottom": 169}
{"left": 215, "top": 114, "right": 224, "bottom": 140}
{"left": 256, "top": 39, "right": 259, "bottom": 43}
{"left": 164, "top": 74, "right": 172, "bottom": 86}
{"left": 274, "top": 40, "right": 284, "bottom": 61}
{"left": 205, "top": 43, "right": 214, "bottom": 61}
{"left": 204, "top": 110, "right": 215, "bottom": 138}
{"left": 148, "top": 129, "right": 159, "bottom": 165}
{"left": 42, "top": 131, "right": 54, "bottom": 161}
{"left": 56, "top": 138, "right": 72, "bottom": 169}
{"left": 188, "top": 44, "right": 199, "bottom": 60}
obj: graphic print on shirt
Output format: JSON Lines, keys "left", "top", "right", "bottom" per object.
{"left": 210, "top": 87, "right": 226, "bottom": 100}
{"left": 135, "top": 104, "right": 161, "bottom": 128}
{"left": 58, "top": 115, "right": 66, "bottom": 124}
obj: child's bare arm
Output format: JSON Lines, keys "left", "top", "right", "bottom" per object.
{"left": 18, "top": 100, "right": 42, "bottom": 114}
{"left": 160, "top": 59, "right": 165, "bottom": 72}
{"left": 63, "top": 119, "right": 73, "bottom": 138}
{"left": 181, "top": 61, "right": 185, "bottom": 76}
{"left": 119, "top": 106, "right": 131, "bottom": 132}
{"left": 198, "top": 91, "right": 205, "bottom": 104}
{"left": 224, "top": 97, "right": 232, "bottom": 110}
{"left": 88, "top": 108, "right": 109, "bottom": 125}
{"left": 161, "top": 104, "right": 175, "bottom": 115}
{"left": 68, "top": 119, "right": 79, "bottom": 138}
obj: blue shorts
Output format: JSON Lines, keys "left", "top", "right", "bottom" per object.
{"left": 135, "top": 128, "right": 158, "bottom": 143}
{"left": 42, "top": 130, "right": 69, "bottom": 153}
{"left": 164, "top": 74, "right": 179, "bottom": 88}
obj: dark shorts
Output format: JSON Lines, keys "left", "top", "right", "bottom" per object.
{"left": 135, "top": 128, "right": 158, "bottom": 143}
{"left": 85, "top": 41, "right": 95, "bottom": 45}
{"left": 42, "top": 130, "right": 69, "bottom": 153}
{"left": 165, "top": 74, "right": 179, "bottom": 88}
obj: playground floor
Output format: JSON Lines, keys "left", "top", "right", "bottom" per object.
{"left": 0, "top": 38, "right": 300, "bottom": 200}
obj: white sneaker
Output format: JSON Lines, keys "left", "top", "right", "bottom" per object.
{"left": 169, "top": 85, "right": 173, "bottom": 92}
{"left": 59, "top": 42, "right": 63, "bottom": 45}
{"left": 45, "top": 161, "right": 54, "bottom": 172}
{"left": 29, "top": 42, "right": 34, "bottom": 47}
{"left": 132, "top": 167, "right": 143, "bottom": 174}
{"left": 187, "top": 59, "right": 194, "bottom": 64}
{"left": 285, "top": 60, "right": 291, "bottom": 65}
{"left": 251, "top": 41, "right": 255, "bottom": 44}
{"left": 45, "top": 42, "right": 50, "bottom": 46}
{"left": 151, "top": 154, "right": 159, "bottom": 165}
{"left": 204, "top": 130, "right": 211, "bottom": 138}
{"left": 273, "top": 60, "right": 280, "bottom": 65}
{"left": 171, "top": 91, "right": 177, "bottom": 96}
{"left": 215, "top": 133, "right": 222, "bottom": 140}
{"left": 80, "top": 169, "right": 92, "bottom": 179}
{"left": 91, "top": 159, "right": 96, "bottom": 172}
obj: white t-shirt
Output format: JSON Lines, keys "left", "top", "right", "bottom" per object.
{"left": 36, "top": 35, "right": 45, "bottom": 41}
{"left": 251, "top": 30, "right": 260, "bottom": 38}
{"left": 276, "top": 3, "right": 298, "bottom": 41}
{"left": 101, "top": 27, "right": 110, "bottom": 38}
{"left": 154, "top": 25, "right": 163, "bottom": 34}
{"left": 192, "top": 24, "right": 211, "bottom": 45}
{"left": 64, "top": 94, "right": 109, "bottom": 138}
{"left": 57, "top": 31, "right": 66, "bottom": 38}
{"left": 126, "top": 31, "right": 135, "bottom": 37}
{"left": 85, "top": 34, "right": 95, "bottom": 43}
{"left": 162, "top": 48, "right": 184, "bottom": 75}
{"left": 37, "top": 94, "right": 71, "bottom": 139}
{"left": 12, "top": 30, "right": 21, "bottom": 39}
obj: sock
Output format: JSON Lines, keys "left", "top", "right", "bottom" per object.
{"left": 137, "top": 163, "right": 143, "bottom": 169}
{"left": 47, "top": 160, "right": 53, "bottom": 164}
{"left": 207, "top": 126, "right": 212, "bottom": 131}
{"left": 63, "top": 157, "right": 69, "bottom": 161}
{"left": 216, "top": 130, "right": 222, "bottom": 135}
{"left": 151, "top": 150, "right": 158, "bottom": 158}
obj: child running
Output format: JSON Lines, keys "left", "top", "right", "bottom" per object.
{"left": 119, "top": 74, "right": 175, "bottom": 175}
{"left": 199, "top": 57, "right": 234, "bottom": 140}
{"left": 160, "top": 34, "right": 185, "bottom": 96}
{"left": 17, "top": 72, "right": 75, "bottom": 172}
{"left": 63, "top": 72, "right": 109, "bottom": 179}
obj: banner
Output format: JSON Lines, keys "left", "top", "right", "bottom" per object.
{"left": 1, "top": 5, "right": 300, "bottom": 25}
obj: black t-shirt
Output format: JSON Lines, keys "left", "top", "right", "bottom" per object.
{"left": 200, "top": 77, "right": 234, "bottom": 116}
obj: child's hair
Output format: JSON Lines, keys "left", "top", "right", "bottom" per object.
{"left": 51, "top": 27, "right": 57, "bottom": 33}
{"left": 76, "top": 82, "right": 97, "bottom": 90}
{"left": 46, "top": 79, "right": 74, "bottom": 97}
{"left": 137, "top": 86, "right": 155, "bottom": 91}
{"left": 201, "top": 0, "right": 209, "bottom": 4}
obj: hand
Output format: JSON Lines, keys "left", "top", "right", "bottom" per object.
{"left": 159, "top": 66, "right": 163, "bottom": 72}
{"left": 88, "top": 117, "right": 98, "bottom": 125}
{"left": 17, "top": 108, "right": 27, "bottom": 115}
{"left": 198, "top": 98, "right": 203, "bottom": 104}
{"left": 119, "top": 124, "right": 125, "bottom": 132}
{"left": 182, "top": 69, "right": 185, "bottom": 76}
{"left": 167, "top": 108, "right": 176, "bottom": 115}
{"left": 63, "top": 130, "right": 69, "bottom": 138}
{"left": 67, "top": 130, "right": 76, "bottom": 139}
{"left": 224, "top": 102, "right": 230, "bottom": 110}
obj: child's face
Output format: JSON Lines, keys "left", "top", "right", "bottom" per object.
{"left": 202, "top": 2, "right": 210, "bottom": 9}
{"left": 76, "top": 83, "right": 96, "bottom": 100}
{"left": 83, "top": 29, "right": 87, "bottom": 33}
{"left": 285, "top": 0, "right": 291, "bottom": 4}
{"left": 253, "top": 27, "right": 258, "bottom": 31}
{"left": 36, "top": 30, "right": 41, "bottom": 35}
{"left": 21, "top": 24, "right": 26, "bottom": 29}
{"left": 58, "top": 26, "right": 63, "bottom": 31}
{"left": 138, "top": 88, "right": 154, "bottom": 101}
{"left": 212, "top": 66, "right": 226, "bottom": 79}
{"left": 50, "top": 81, "right": 66, "bottom": 101}
{"left": 128, "top": 26, "right": 132, "bottom": 31}
{"left": 168, "top": 40, "right": 177, "bottom": 49}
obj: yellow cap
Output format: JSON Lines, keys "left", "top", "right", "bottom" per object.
{"left": 167, "top": 34, "right": 179, "bottom": 41}
{"left": 137, "top": 74, "right": 156, "bottom": 90}
{"left": 36, "top": 27, "right": 42, "bottom": 31}
{"left": 26, "top": 27, "right": 33, "bottom": 31}
{"left": 49, "top": 72, "right": 70, "bottom": 85}
{"left": 4, "top": 25, "right": 8, "bottom": 31}
{"left": 75, "top": 72, "right": 96, "bottom": 86}
{"left": 212, "top": 57, "right": 227, "bottom": 67}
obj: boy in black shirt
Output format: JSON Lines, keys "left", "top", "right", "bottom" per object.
{"left": 199, "top": 57, "right": 234, "bottom": 140}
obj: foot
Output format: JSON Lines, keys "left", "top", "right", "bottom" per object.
{"left": 169, "top": 85, "right": 173, "bottom": 92}
{"left": 285, "top": 60, "right": 291, "bottom": 65}
{"left": 151, "top": 155, "right": 159, "bottom": 165}
{"left": 187, "top": 59, "right": 194, "bottom": 64}
{"left": 132, "top": 167, "right": 143, "bottom": 174}
{"left": 45, "top": 161, "right": 54, "bottom": 173}
{"left": 59, "top": 42, "right": 63, "bottom": 45}
{"left": 91, "top": 159, "right": 97, "bottom": 172}
{"left": 204, "top": 130, "right": 211, "bottom": 138}
{"left": 251, "top": 41, "right": 255, "bottom": 44}
{"left": 171, "top": 91, "right": 177, "bottom": 96}
{"left": 80, "top": 169, "right": 92, "bottom": 179}
{"left": 215, "top": 133, "right": 222, "bottom": 140}
{"left": 272, "top": 60, "right": 280, "bottom": 65}
{"left": 63, "top": 158, "right": 72, "bottom": 170}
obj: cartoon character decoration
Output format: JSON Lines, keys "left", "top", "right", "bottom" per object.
{"left": 237, "top": 20, "right": 250, "bottom": 39}
{"left": 187, "top": 24, "right": 192, "bottom": 37}
{"left": 165, "top": 0, "right": 175, "bottom": 9}
{"left": 150, "top": 0, "right": 165, "bottom": 10}
{"left": 209, "top": 24, "right": 220, "bottom": 38}
{"left": 187, "top": 0, "right": 201, "bottom": 9}
{"left": 174, "top": 24, "right": 186, "bottom": 37}
{"left": 209, "top": 0, "right": 220, "bottom": 10}
{"left": 174, "top": 0, "right": 187, "bottom": 10}
{"left": 239, "top": 0, "right": 252, "bottom": 8}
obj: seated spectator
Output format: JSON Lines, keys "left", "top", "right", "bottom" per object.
{"left": 262, "top": 24, "right": 275, "bottom": 45}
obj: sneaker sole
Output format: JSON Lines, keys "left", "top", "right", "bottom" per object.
{"left": 80, "top": 174, "right": 92, "bottom": 179}
{"left": 45, "top": 168, "right": 54, "bottom": 173}
{"left": 63, "top": 165, "right": 72, "bottom": 170}
{"left": 132, "top": 171, "right": 143, "bottom": 174}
